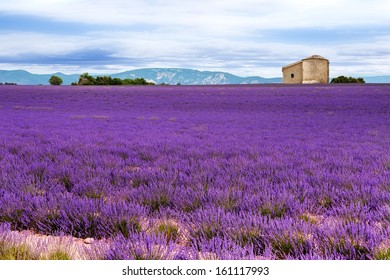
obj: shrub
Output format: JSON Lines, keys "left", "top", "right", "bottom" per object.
{"left": 330, "top": 76, "right": 365, "bottom": 83}
{"left": 49, "top": 75, "right": 63, "bottom": 86}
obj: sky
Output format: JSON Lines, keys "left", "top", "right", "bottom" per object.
{"left": 0, "top": 0, "right": 389, "bottom": 77}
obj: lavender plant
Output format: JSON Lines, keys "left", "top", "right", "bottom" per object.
{"left": 0, "top": 84, "right": 389, "bottom": 259}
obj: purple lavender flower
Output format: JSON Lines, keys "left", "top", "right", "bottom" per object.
{"left": 0, "top": 84, "right": 389, "bottom": 259}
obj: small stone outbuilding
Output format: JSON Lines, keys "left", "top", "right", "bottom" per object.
{"left": 282, "top": 55, "right": 329, "bottom": 84}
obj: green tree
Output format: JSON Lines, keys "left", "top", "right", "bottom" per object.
{"left": 78, "top": 73, "right": 95, "bottom": 85}
{"left": 357, "top": 77, "right": 365, "bottom": 83}
{"left": 331, "top": 76, "right": 365, "bottom": 83}
{"left": 95, "top": 76, "right": 112, "bottom": 85}
{"left": 111, "top": 78, "right": 123, "bottom": 85}
{"left": 76, "top": 74, "right": 155, "bottom": 86}
{"left": 122, "top": 78, "right": 134, "bottom": 85}
{"left": 49, "top": 75, "right": 63, "bottom": 85}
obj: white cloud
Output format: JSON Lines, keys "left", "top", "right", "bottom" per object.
{"left": 1, "top": 28, "right": 389, "bottom": 77}
{"left": 1, "top": 0, "right": 389, "bottom": 29}
{"left": 0, "top": 32, "right": 84, "bottom": 56}
{"left": 0, "top": 0, "right": 389, "bottom": 76}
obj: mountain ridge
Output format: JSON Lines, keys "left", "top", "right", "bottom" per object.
{"left": 0, "top": 69, "right": 389, "bottom": 85}
{"left": 0, "top": 68, "right": 281, "bottom": 85}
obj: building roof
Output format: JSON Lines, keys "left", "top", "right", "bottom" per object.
{"left": 282, "top": 55, "right": 328, "bottom": 70}
{"left": 282, "top": 60, "right": 302, "bottom": 69}
{"left": 302, "top": 55, "right": 328, "bottom": 61}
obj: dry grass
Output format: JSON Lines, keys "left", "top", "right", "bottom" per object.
{"left": 0, "top": 229, "right": 109, "bottom": 260}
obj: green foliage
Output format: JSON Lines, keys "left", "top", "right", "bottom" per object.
{"left": 78, "top": 73, "right": 95, "bottom": 85}
{"left": 259, "top": 203, "right": 288, "bottom": 218}
{"left": 234, "top": 229, "right": 266, "bottom": 255}
{"left": 192, "top": 222, "right": 222, "bottom": 242}
{"left": 0, "top": 82, "right": 17, "bottom": 85}
{"left": 84, "top": 188, "right": 105, "bottom": 199}
{"left": 324, "top": 236, "right": 370, "bottom": 259}
{"left": 271, "top": 238, "right": 294, "bottom": 259}
{"left": 318, "top": 195, "right": 333, "bottom": 209}
{"left": 49, "top": 75, "right": 63, "bottom": 85}
{"left": 47, "top": 250, "right": 72, "bottom": 260}
{"left": 155, "top": 223, "right": 179, "bottom": 243}
{"left": 144, "top": 193, "right": 171, "bottom": 212}
{"left": 0, "top": 241, "right": 37, "bottom": 260}
{"left": 221, "top": 196, "right": 239, "bottom": 212}
{"left": 330, "top": 76, "right": 365, "bottom": 83}
{"left": 270, "top": 233, "right": 309, "bottom": 259}
{"left": 182, "top": 198, "right": 201, "bottom": 212}
{"left": 374, "top": 247, "right": 390, "bottom": 260}
{"left": 59, "top": 173, "right": 73, "bottom": 192}
{"left": 115, "top": 218, "right": 142, "bottom": 238}
{"left": 74, "top": 73, "right": 155, "bottom": 86}
{"left": 356, "top": 77, "right": 365, "bottom": 83}
{"left": 299, "top": 214, "right": 319, "bottom": 225}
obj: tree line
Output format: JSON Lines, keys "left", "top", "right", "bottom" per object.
{"left": 330, "top": 76, "right": 365, "bottom": 83}
{"left": 0, "top": 82, "right": 17, "bottom": 85}
{"left": 49, "top": 73, "right": 155, "bottom": 86}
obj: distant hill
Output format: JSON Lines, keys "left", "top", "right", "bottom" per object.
{"left": 1, "top": 69, "right": 389, "bottom": 85}
{"left": 0, "top": 69, "right": 281, "bottom": 85}
{"left": 0, "top": 70, "right": 79, "bottom": 85}
{"left": 362, "top": 76, "right": 390, "bottom": 83}
{"left": 111, "top": 68, "right": 281, "bottom": 85}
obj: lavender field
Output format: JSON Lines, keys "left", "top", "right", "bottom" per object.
{"left": 0, "top": 84, "right": 389, "bottom": 260}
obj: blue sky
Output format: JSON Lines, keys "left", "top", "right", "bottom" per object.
{"left": 0, "top": 0, "right": 389, "bottom": 77}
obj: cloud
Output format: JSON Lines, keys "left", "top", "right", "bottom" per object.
{"left": 1, "top": 0, "right": 389, "bottom": 30}
{"left": 0, "top": 0, "right": 389, "bottom": 77}
{"left": 0, "top": 49, "right": 120, "bottom": 65}
{"left": 0, "top": 13, "right": 98, "bottom": 34}
{"left": 1, "top": 28, "right": 389, "bottom": 77}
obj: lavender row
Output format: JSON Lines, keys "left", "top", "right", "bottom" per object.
{"left": 0, "top": 85, "right": 389, "bottom": 259}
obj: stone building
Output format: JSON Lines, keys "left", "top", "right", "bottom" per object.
{"left": 282, "top": 55, "right": 329, "bottom": 84}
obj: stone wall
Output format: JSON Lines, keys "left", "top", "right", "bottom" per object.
{"left": 302, "top": 57, "right": 329, "bottom": 84}
{"left": 282, "top": 62, "right": 303, "bottom": 84}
